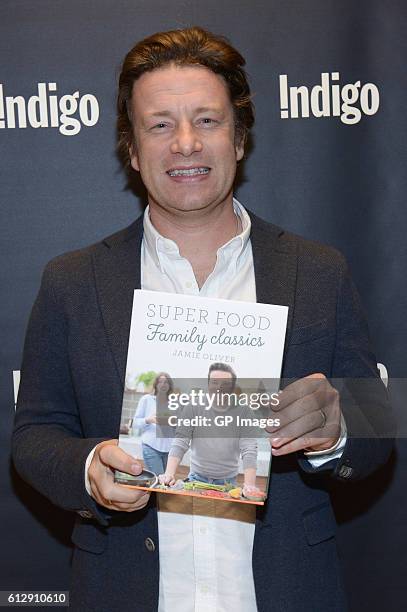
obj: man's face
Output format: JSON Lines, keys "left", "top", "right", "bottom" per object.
{"left": 129, "top": 63, "right": 244, "bottom": 217}
{"left": 208, "top": 370, "right": 235, "bottom": 395}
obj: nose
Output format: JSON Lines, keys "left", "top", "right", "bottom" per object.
{"left": 170, "top": 121, "right": 203, "bottom": 156}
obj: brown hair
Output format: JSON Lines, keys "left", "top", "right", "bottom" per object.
{"left": 117, "top": 26, "right": 254, "bottom": 170}
{"left": 208, "top": 362, "right": 237, "bottom": 388}
{"left": 152, "top": 372, "right": 174, "bottom": 396}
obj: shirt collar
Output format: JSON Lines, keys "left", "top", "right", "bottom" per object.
{"left": 142, "top": 197, "right": 251, "bottom": 271}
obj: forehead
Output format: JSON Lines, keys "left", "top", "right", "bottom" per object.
{"left": 209, "top": 370, "right": 233, "bottom": 380}
{"left": 130, "top": 63, "right": 231, "bottom": 113}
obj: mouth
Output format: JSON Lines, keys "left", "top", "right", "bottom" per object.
{"left": 167, "top": 166, "right": 210, "bottom": 177}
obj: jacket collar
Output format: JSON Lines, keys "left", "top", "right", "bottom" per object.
{"left": 92, "top": 216, "right": 144, "bottom": 385}
{"left": 248, "top": 210, "right": 297, "bottom": 339}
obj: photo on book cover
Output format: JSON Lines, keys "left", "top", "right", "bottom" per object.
{"left": 115, "top": 290, "right": 288, "bottom": 505}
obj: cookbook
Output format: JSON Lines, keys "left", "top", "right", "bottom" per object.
{"left": 115, "top": 289, "right": 288, "bottom": 505}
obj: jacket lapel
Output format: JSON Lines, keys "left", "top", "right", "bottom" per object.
{"left": 249, "top": 211, "right": 297, "bottom": 348}
{"left": 92, "top": 216, "right": 144, "bottom": 386}
{"left": 249, "top": 212, "right": 298, "bottom": 530}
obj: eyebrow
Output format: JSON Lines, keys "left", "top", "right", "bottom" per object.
{"left": 146, "top": 106, "right": 224, "bottom": 119}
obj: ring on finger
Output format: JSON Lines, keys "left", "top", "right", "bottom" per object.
{"left": 319, "top": 409, "right": 327, "bottom": 428}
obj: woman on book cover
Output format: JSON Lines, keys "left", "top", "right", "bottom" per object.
{"left": 132, "top": 372, "right": 175, "bottom": 475}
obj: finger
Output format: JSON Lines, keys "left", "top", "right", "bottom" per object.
{"left": 100, "top": 481, "right": 153, "bottom": 505}
{"left": 270, "top": 410, "right": 329, "bottom": 448}
{"left": 94, "top": 482, "right": 151, "bottom": 508}
{"left": 99, "top": 496, "right": 150, "bottom": 513}
{"left": 271, "top": 420, "right": 341, "bottom": 453}
{"left": 105, "top": 493, "right": 151, "bottom": 512}
{"left": 266, "top": 392, "right": 321, "bottom": 433}
{"left": 272, "top": 436, "right": 334, "bottom": 456}
{"left": 273, "top": 374, "right": 328, "bottom": 412}
{"left": 269, "top": 407, "right": 323, "bottom": 442}
{"left": 98, "top": 444, "right": 142, "bottom": 476}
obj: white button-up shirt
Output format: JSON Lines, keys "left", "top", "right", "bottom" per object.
{"left": 143, "top": 200, "right": 258, "bottom": 612}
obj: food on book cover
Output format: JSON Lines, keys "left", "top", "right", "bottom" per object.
{"left": 115, "top": 290, "right": 288, "bottom": 505}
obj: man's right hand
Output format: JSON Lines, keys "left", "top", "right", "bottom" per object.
{"left": 88, "top": 439, "right": 150, "bottom": 512}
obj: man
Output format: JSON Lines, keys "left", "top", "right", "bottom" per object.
{"left": 12, "top": 27, "right": 394, "bottom": 612}
{"left": 160, "top": 363, "right": 260, "bottom": 492}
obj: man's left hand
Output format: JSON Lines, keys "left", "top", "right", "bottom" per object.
{"left": 267, "top": 373, "right": 342, "bottom": 455}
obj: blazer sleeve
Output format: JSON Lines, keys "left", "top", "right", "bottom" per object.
{"left": 12, "top": 261, "right": 111, "bottom": 526}
{"left": 298, "top": 257, "right": 396, "bottom": 481}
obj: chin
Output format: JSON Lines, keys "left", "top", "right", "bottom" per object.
{"left": 165, "top": 199, "right": 214, "bottom": 213}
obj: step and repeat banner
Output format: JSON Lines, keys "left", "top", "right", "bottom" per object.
{"left": 1, "top": 1, "right": 406, "bottom": 610}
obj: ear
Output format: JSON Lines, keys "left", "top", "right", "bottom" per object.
{"left": 129, "top": 142, "right": 140, "bottom": 172}
{"left": 235, "top": 136, "right": 245, "bottom": 162}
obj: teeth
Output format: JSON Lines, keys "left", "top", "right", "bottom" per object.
{"left": 168, "top": 167, "right": 209, "bottom": 177}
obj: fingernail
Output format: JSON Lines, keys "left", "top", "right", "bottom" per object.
{"left": 130, "top": 463, "right": 141, "bottom": 474}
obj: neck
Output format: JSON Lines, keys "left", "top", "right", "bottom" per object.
{"left": 149, "top": 198, "right": 241, "bottom": 287}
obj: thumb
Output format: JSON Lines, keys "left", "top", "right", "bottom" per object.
{"left": 97, "top": 440, "right": 142, "bottom": 475}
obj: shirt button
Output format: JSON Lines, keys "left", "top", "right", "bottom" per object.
{"left": 199, "top": 526, "right": 207, "bottom": 534}
{"left": 144, "top": 537, "right": 156, "bottom": 552}
{"left": 185, "top": 281, "right": 193, "bottom": 288}
{"left": 200, "top": 585, "right": 209, "bottom": 594}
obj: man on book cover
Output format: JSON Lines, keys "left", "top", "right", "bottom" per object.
{"left": 12, "top": 26, "right": 395, "bottom": 612}
{"left": 160, "top": 363, "right": 261, "bottom": 495}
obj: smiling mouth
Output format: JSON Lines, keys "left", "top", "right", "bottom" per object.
{"left": 167, "top": 167, "right": 210, "bottom": 177}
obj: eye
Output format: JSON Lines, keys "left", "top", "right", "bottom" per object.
{"left": 198, "top": 117, "right": 217, "bottom": 126}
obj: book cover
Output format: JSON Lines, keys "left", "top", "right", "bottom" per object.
{"left": 115, "top": 290, "right": 288, "bottom": 505}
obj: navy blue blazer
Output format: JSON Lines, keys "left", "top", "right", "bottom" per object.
{"left": 12, "top": 211, "right": 394, "bottom": 612}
